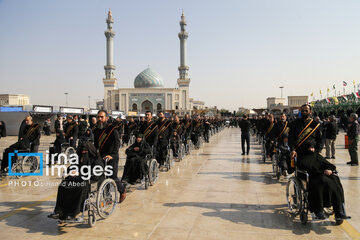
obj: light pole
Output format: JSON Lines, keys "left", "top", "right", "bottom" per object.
{"left": 279, "top": 86, "right": 284, "bottom": 98}
{"left": 88, "top": 96, "right": 91, "bottom": 109}
{"left": 65, "top": 93, "right": 69, "bottom": 107}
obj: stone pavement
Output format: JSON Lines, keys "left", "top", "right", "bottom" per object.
{"left": 0, "top": 128, "right": 359, "bottom": 239}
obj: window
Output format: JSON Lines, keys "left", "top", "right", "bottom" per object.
{"left": 132, "top": 103, "right": 138, "bottom": 111}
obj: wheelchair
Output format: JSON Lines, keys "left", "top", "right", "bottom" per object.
{"left": 286, "top": 159, "right": 310, "bottom": 224}
{"left": 173, "top": 139, "right": 185, "bottom": 162}
{"left": 49, "top": 141, "right": 76, "bottom": 165}
{"left": 164, "top": 140, "right": 174, "bottom": 171}
{"left": 9, "top": 144, "right": 40, "bottom": 178}
{"left": 194, "top": 134, "right": 204, "bottom": 150}
{"left": 58, "top": 158, "right": 118, "bottom": 227}
{"left": 184, "top": 137, "right": 194, "bottom": 155}
{"left": 261, "top": 138, "right": 266, "bottom": 163}
{"left": 143, "top": 146, "right": 159, "bottom": 189}
{"left": 270, "top": 141, "right": 281, "bottom": 180}
{"left": 128, "top": 133, "right": 136, "bottom": 146}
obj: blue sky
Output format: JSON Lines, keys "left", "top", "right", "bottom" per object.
{"left": 1, "top": 0, "right": 360, "bottom": 110}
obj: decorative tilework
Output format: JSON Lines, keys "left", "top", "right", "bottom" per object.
{"left": 134, "top": 67, "right": 164, "bottom": 88}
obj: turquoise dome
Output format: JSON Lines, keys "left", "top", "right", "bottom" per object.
{"left": 134, "top": 67, "right": 164, "bottom": 88}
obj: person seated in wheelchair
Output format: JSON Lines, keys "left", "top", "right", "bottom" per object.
{"left": 289, "top": 104, "right": 349, "bottom": 223}
{"left": 277, "top": 135, "right": 294, "bottom": 176}
{"left": 48, "top": 142, "right": 105, "bottom": 221}
{"left": 1, "top": 115, "right": 41, "bottom": 173}
{"left": 170, "top": 130, "right": 181, "bottom": 158}
{"left": 78, "top": 128, "right": 94, "bottom": 146}
{"left": 122, "top": 133, "right": 152, "bottom": 185}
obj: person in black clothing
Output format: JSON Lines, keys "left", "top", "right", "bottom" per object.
{"left": 48, "top": 142, "right": 105, "bottom": 220}
{"left": 289, "top": 104, "right": 348, "bottom": 223}
{"left": 156, "top": 111, "right": 173, "bottom": 168}
{"left": 0, "top": 121, "right": 6, "bottom": 139}
{"left": 64, "top": 115, "right": 79, "bottom": 149}
{"left": 182, "top": 114, "right": 193, "bottom": 144}
{"left": 139, "top": 111, "right": 158, "bottom": 149}
{"left": 123, "top": 117, "right": 138, "bottom": 144}
{"left": 1, "top": 116, "right": 41, "bottom": 172}
{"left": 122, "top": 133, "right": 152, "bottom": 184}
{"left": 77, "top": 116, "right": 88, "bottom": 138}
{"left": 239, "top": 114, "right": 252, "bottom": 155}
{"left": 203, "top": 116, "right": 211, "bottom": 143}
{"left": 324, "top": 115, "right": 338, "bottom": 159}
{"left": 346, "top": 113, "right": 359, "bottom": 166}
{"left": 191, "top": 115, "right": 203, "bottom": 147}
{"left": 93, "top": 110, "right": 126, "bottom": 203}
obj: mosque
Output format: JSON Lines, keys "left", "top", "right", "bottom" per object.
{"left": 102, "top": 10, "right": 205, "bottom": 117}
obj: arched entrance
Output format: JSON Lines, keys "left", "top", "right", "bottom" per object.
{"left": 141, "top": 100, "right": 153, "bottom": 113}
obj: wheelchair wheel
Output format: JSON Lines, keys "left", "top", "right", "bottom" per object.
{"left": 271, "top": 154, "right": 279, "bottom": 179}
{"left": 180, "top": 143, "right": 185, "bottom": 160}
{"left": 88, "top": 210, "right": 96, "bottom": 227}
{"left": 21, "top": 156, "right": 39, "bottom": 173}
{"left": 11, "top": 160, "right": 22, "bottom": 179}
{"left": 168, "top": 149, "right": 174, "bottom": 168}
{"left": 96, "top": 178, "right": 118, "bottom": 219}
{"left": 65, "top": 147, "right": 76, "bottom": 159}
{"left": 286, "top": 176, "right": 303, "bottom": 216}
{"left": 148, "top": 159, "right": 158, "bottom": 185}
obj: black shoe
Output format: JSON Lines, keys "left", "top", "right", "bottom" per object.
{"left": 331, "top": 156, "right": 336, "bottom": 159}
{"left": 241, "top": 153, "right": 245, "bottom": 155}
{"left": 346, "top": 161, "right": 353, "bottom": 165}
{"left": 246, "top": 152, "right": 249, "bottom": 155}
{"left": 325, "top": 157, "right": 331, "bottom": 159}
{"left": 315, "top": 211, "right": 327, "bottom": 220}
{"left": 48, "top": 213, "right": 59, "bottom": 219}
{"left": 351, "top": 163, "right": 358, "bottom": 166}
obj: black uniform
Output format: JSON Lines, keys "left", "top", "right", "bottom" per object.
{"left": 139, "top": 120, "right": 158, "bottom": 148}
{"left": 156, "top": 119, "right": 172, "bottom": 166}
{"left": 239, "top": 119, "right": 252, "bottom": 154}
{"left": 93, "top": 123, "right": 125, "bottom": 194}
{"left": 64, "top": 121, "right": 78, "bottom": 148}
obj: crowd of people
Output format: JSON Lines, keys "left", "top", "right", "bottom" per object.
{"left": 0, "top": 107, "right": 357, "bottom": 225}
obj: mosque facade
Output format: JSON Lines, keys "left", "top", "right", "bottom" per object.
{"left": 102, "top": 10, "right": 203, "bottom": 116}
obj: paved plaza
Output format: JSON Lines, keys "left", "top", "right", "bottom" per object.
{"left": 0, "top": 128, "right": 359, "bottom": 240}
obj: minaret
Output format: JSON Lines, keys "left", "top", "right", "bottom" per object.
{"left": 177, "top": 11, "right": 190, "bottom": 110}
{"left": 103, "top": 9, "right": 117, "bottom": 111}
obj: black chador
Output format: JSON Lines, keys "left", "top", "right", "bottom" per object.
{"left": 50, "top": 142, "right": 104, "bottom": 220}
{"left": 93, "top": 123, "right": 125, "bottom": 194}
{"left": 122, "top": 136, "right": 152, "bottom": 184}
{"left": 289, "top": 117, "right": 346, "bottom": 217}
{"left": 156, "top": 118, "right": 173, "bottom": 166}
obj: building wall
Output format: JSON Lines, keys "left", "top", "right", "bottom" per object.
{"left": 288, "top": 96, "right": 308, "bottom": 107}
{"left": 0, "top": 94, "right": 30, "bottom": 106}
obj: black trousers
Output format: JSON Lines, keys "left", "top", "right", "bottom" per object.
{"left": 107, "top": 157, "right": 125, "bottom": 193}
{"left": 241, "top": 132, "right": 250, "bottom": 154}
{"left": 156, "top": 138, "right": 168, "bottom": 166}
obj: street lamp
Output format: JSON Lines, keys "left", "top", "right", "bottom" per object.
{"left": 65, "top": 93, "right": 69, "bottom": 107}
{"left": 279, "top": 86, "right": 284, "bottom": 98}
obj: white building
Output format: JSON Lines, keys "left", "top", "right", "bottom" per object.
{"left": 102, "top": 10, "right": 203, "bottom": 117}
{"left": 0, "top": 94, "right": 30, "bottom": 106}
